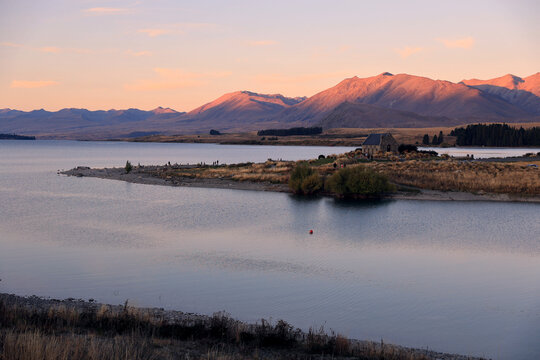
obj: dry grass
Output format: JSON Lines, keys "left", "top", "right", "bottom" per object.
{"left": 154, "top": 161, "right": 294, "bottom": 184}
{"left": 0, "top": 331, "right": 155, "bottom": 360}
{"left": 365, "top": 160, "right": 540, "bottom": 195}
{"left": 0, "top": 294, "right": 474, "bottom": 360}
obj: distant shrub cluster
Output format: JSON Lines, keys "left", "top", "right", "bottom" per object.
{"left": 325, "top": 166, "right": 396, "bottom": 198}
{"left": 289, "top": 164, "right": 395, "bottom": 198}
{"left": 398, "top": 144, "right": 418, "bottom": 153}
{"left": 257, "top": 127, "right": 323, "bottom": 137}
{"left": 288, "top": 163, "right": 323, "bottom": 195}
{"left": 450, "top": 124, "right": 540, "bottom": 147}
{"left": 209, "top": 129, "right": 221, "bottom": 135}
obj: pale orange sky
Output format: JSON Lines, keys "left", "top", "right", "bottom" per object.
{"left": 1, "top": 0, "right": 538, "bottom": 112}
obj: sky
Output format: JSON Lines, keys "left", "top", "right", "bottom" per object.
{"left": 1, "top": 0, "right": 539, "bottom": 111}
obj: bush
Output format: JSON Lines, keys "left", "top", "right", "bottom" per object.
{"left": 209, "top": 129, "right": 221, "bottom": 135}
{"left": 125, "top": 160, "right": 133, "bottom": 173}
{"left": 325, "top": 166, "right": 395, "bottom": 198}
{"left": 289, "top": 163, "right": 323, "bottom": 195}
{"left": 398, "top": 144, "right": 418, "bottom": 153}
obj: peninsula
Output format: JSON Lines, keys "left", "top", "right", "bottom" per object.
{"left": 62, "top": 149, "right": 540, "bottom": 203}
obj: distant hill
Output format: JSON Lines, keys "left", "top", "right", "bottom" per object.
{"left": 186, "top": 91, "right": 306, "bottom": 127}
{"left": 0, "top": 107, "right": 187, "bottom": 139}
{"left": 460, "top": 73, "right": 540, "bottom": 115}
{"left": 274, "top": 72, "right": 534, "bottom": 125}
{"left": 461, "top": 73, "right": 540, "bottom": 96}
{"left": 319, "top": 102, "right": 460, "bottom": 129}
{"left": 2, "top": 72, "right": 540, "bottom": 139}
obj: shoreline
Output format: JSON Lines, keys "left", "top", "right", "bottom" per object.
{"left": 0, "top": 292, "right": 485, "bottom": 360}
{"left": 62, "top": 166, "right": 540, "bottom": 203}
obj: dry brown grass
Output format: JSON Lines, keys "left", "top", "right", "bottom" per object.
{"left": 0, "top": 331, "right": 155, "bottom": 360}
{"left": 1, "top": 294, "right": 474, "bottom": 360}
{"left": 365, "top": 160, "right": 540, "bottom": 195}
{"left": 155, "top": 161, "right": 295, "bottom": 184}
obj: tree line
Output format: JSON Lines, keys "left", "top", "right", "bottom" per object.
{"left": 422, "top": 131, "right": 444, "bottom": 145}
{"left": 0, "top": 133, "right": 36, "bottom": 140}
{"left": 450, "top": 124, "right": 540, "bottom": 147}
{"left": 257, "top": 127, "right": 323, "bottom": 136}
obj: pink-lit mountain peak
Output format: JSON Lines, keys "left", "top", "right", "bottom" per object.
{"left": 188, "top": 91, "right": 305, "bottom": 115}
{"left": 152, "top": 106, "right": 178, "bottom": 114}
{"left": 275, "top": 72, "right": 531, "bottom": 124}
{"left": 462, "top": 72, "right": 540, "bottom": 98}
{"left": 461, "top": 74, "right": 524, "bottom": 89}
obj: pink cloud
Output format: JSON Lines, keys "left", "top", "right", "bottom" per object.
{"left": 438, "top": 36, "right": 475, "bottom": 49}
{"left": 0, "top": 42, "right": 23, "bottom": 48}
{"left": 395, "top": 46, "right": 423, "bottom": 58}
{"left": 138, "top": 23, "right": 217, "bottom": 37}
{"left": 83, "top": 7, "right": 128, "bottom": 15}
{"left": 11, "top": 80, "right": 59, "bottom": 89}
{"left": 40, "top": 46, "right": 62, "bottom": 53}
{"left": 126, "top": 50, "right": 152, "bottom": 57}
{"left": 138, "top": 28, "right": 171, "bottom": 37}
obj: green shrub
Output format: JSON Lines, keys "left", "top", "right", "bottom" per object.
{"left": 325, "top": 166, "right": 395, "bottom": 198}
{"left": 289, "top": 163, "right": 323, "bottom": 195}
{"left": 125, "top": 160, "right": 133, "bottom": 174}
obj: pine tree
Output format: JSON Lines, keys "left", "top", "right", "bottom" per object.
{"left": 438, "top": 131, "right": 444, "bottom": 144}
{"left": 432, "top": 134, "right": 438, "bottom": 145}
{"left": 422, "top": 134, "right": 430, "bottom": 145}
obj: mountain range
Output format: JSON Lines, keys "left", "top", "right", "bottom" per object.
{"left": 1, "top": 72, "right": 539, "bottom": 139}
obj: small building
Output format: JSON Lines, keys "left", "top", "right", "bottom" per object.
{"left": 362, "top": 133, "right": 398, "bottom": 156}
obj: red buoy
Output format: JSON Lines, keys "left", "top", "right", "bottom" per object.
{"left": 309, "top": 230, "right": 313, "bottom": 234}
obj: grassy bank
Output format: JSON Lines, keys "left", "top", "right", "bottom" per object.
{"left": 0, "top": 294, "right": 481, "bottom": 360}
{"left": 140, "top": 149, "right": 540, "bottom": 197}
{"left": 368, "top": 159, "right": 540, "bottom": 195}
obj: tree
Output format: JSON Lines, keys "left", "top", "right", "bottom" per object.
{"left": 432, "top": 134, "right": 438, "bottom": 145}
{"left": 422, "top": 134, "right": 430, "bottom": 145}
{"left": 438, "top": 131, "right": 444, "bottom": 144}
{"left": 125, "top": 160, "right": 133, "bottom": 173}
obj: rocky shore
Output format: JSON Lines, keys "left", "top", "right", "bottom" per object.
{"left": 62, "top": 166, "right": 290, "bottom": 193}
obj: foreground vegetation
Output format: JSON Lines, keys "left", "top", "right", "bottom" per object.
{"left": 0, "top": 294, "right": 478, "bottom": 360}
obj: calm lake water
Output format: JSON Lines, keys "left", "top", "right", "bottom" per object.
{"left": 1, "top": 140, "right": 539, "bottom": 360}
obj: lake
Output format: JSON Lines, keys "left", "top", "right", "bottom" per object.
{"left": 0, "top": 140, "right": 539, "bottom": 359}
